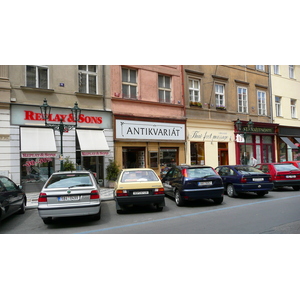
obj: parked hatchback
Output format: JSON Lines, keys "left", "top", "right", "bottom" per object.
{"left": 0, "top": 175, "right": 27, "bottom": 222}
{"left": 255, "top": 163, "right": 300, "bottom": 190}
{"left": 115, "top": 168, "right": 165, "bottom": 213}
{"left": 38, "top": 171, "right": 101, "bottom": 224}
{"left": 161, "top": 165, "right": 224, "bottom": 206}
{"left": 215, "top": 165, "right": 273, "bottom": 197}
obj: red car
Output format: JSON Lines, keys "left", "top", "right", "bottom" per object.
{"left": 255, "top": 163, "right": 300, "bottom": 190}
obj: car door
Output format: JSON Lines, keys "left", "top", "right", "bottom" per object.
{"left": 0, "top": 177, "right": 23, "bottom": 215}
{"left": 161, "top": 168, "right": 174, "bottom": 196}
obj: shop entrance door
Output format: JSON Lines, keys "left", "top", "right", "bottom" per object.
{"left": 218, "top": 143, "right": 228, "bottom": 166}
{"left": 82, "top": 156, "right": 104, "bottom": 185}
{"left": 122, "top": 148, "right": 145, "bottom": 168}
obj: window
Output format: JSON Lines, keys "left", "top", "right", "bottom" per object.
{"left": 78, "top": 65, "right": 97, "bottom": 94}
{"left": 189, "top": 79, "right": 200, "bottom": 102}
{"left": 237, "top": 87, "right": 248, "bottom": 113}
{"left": 291, "top": 99, "right": 297, "bottom": 118}
{"left": 257, "top": 91, "right": 267, "bottom": 115}
{"left": 191, "top": 142, "right": 205, "bottom": 165}
{"left": 122, "top": 68, "right": 137, "bottom": 99}
{"left": 274, "top": 65, "right": 280, "bottom": 74}
{"left": 275, "top": 96, "right": 281, "bottom": 117}
{"left": 256, "top": 65, "right": 265, "bottom": 71}
{"left": 26, "top": 65, "right": 48, "bottom": 89}
{"left": 289, "top": 65, "right": 295, "bottom": 78}
{"left": 158, "top": 75, "right": 171, "bottom": 103}
{"left": 215, "top": 83, "right": 225, "bottom": 107}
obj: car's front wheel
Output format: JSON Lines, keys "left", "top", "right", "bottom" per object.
{"left": 175, "top": 190, "right": 185, "bottom": 206}
{"left": 227, "top": 184, "right": 237, "bottom": 198}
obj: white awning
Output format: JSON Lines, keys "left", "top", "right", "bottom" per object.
{"left": 76, "top": 129, "right": 110, "bottom": 156}
{"left": 20, "top": 127, "right": 57, "bottom": 158}
{"left": 280, "top": 137, "right": 298, "bottom": 149}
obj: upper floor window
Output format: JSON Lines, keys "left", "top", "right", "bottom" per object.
{"left": 256, "top": 65, "right": 265, "bottom": 71}
{"left": 26, "top": 65, "right": 48, "bottom": 89}
{"left": 237, "top": 87, "right": 248, "bottom": 113}
{"left": 215, "top": 83, "right": 225, "bottom": 107}
{"left": 158, "top": 75, "right": 171, "bottom": 103}
{"left": 291, "top": 99, "right": 297, "bottom": 118}
{"left": 289, "top": 65, "right": 295, "bottom": 79}
{"left": 189, "top": 79, "right": 200, "bottom": 103}
{"left": 122, "top": 68, "right": 137, "bottom": 99}
{"left": 78, "top": 65, "right": 97, "bottom": 94}
{"left": 257, "top": 91, "right": 267, "bottom": 115}
{"left": 275, "top": 96, "right": 281, "bottom": 117}
{"left": 274, "top": 65, "right": 280, "bottom": 75}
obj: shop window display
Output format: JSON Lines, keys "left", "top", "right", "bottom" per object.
{"left": 160, "top": 148, "right": 178, "bottom": 176}
{"left": 21, "top": 158, "right": 54, "bottom": 193}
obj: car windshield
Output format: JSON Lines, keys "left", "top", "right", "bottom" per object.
{"left": 235, "top": 166, "right": 264, "bottom": 174}
{"left": 45, "top": 173, "right": 93, "bottom": 188}
{"left": 121, "top": 170, "right": 159, "bottom": 182}
{"left": 274, "top": 164, "right": 299, "bottom": 171}
{"left": 186, "top": 168, "right": 216, "bottom": 178}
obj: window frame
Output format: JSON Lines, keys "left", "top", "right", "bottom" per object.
{"left": 257, "top": 90, "right": 267, "bottom": 116}
{"left": 274, "top": 65, "right": 280, "bottom": 75}
{"left": 78, "top": 65, "right": 98, "bottom": 94}
{"left": 26, "top": 65, "right": 49, "bottom": 89}
{"left": 237, "top": 86, "right": 248, "bottom": 113}
{"left": 291, "top": 99, "right": 297, "bottom": 118}
{"left": 215, "top": 83, "right": 225, "bottom": 107}
{"left": 289, "top": 65, "right": 295, "bottom": 79}
{"left": 275, "top": 96, "right": 282, "bottom": 117}
{"left": 121, "top": 67, "right": 138, "bottom": 99}
{"left": 256, "top": 65, "right": 265, "bottom": 71}
{"left": 188, "top": 78, "right": 201, "bottom": 103}
{"left": 158, "top": 74, "right": 172, "bottom": 103}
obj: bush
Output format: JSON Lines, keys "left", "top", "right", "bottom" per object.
{"left": 63, "top": 156, "right": 76, "bottom": 171}
{"left": 106, "top": 159, "right": 120, "bottom": 181}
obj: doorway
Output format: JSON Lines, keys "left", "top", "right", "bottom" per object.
{"left": 218, "top": 142, "right": 228, "bottom": 165}
{"left": 122, "top": 147, "right": 146, "bottom": 168}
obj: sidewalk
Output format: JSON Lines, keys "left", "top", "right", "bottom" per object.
{"left": 25, "top": 188, "right": 114, "bottom": 209}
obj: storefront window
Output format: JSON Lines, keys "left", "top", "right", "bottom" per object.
{"left": 160, "top": 148, "right": 178, "bottom": 176}
{"left": 21, "top": 158, "right": 54, "bottom": 193}
{"left": 122, "top": 148, "right": 145, "bottom": 168}
{"left": 191, "top": 142, "right": 205, "bottom": 165}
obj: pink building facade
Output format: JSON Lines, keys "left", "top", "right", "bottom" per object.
{"left": 110, "top": 65, "right": 186, "bottom": 177}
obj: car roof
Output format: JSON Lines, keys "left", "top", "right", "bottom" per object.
{"left": 121, "top": 168, "right": 156, "bottom": 172}
{"left": 51, "top": 170, "right": 93, "bottom": 175}
{"left": 175, "top": 165, "right": 213, "bottom": 169}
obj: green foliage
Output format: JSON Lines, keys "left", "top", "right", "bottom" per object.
{"left": 63, "top": 156, "right": 76, "bottom": 171}
{"left": 106, "top": 159, "right": 120, "bottom": 181}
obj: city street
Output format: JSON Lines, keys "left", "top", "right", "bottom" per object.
{"left": 1, "top": 187, "right": 300, "bottom": 234}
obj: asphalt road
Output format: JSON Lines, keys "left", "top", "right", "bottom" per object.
{"left": 1, "top": 187, "right": 300, "bottom": 234}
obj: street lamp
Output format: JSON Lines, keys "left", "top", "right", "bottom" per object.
{"left": 235, "top": 118, "right": 254, "bottom": 165}
{"left": 40, "top": 98, "right": 81, "bottom": 171}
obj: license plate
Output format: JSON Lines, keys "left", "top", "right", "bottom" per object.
{"left": 133, "top": 191, "right": 149, "bottom": 195}
{"left": 58, "top": 196, "right": 80, "bottom": 201}
{"left": 253, "top": 178, "right": 264, "bottom": 182}
{"left": 198, "top": 181, "right": 212, "bottom": 186}
{"left": 286, "top": 175, "right": 296, "bottom": 178}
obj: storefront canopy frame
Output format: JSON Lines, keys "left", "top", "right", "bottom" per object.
{"left": 280, "top": 137, "right": 298, "bottom": 149}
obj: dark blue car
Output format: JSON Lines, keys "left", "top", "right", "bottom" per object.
{"left": 215, "top": 165, "right": 273, "bottom": 198}
{"left": 161, "top": 165, "right": 224, "bottom": 206}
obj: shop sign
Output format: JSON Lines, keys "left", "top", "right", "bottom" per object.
{"left": 116, "top": 120, "right": 185, "bottom": 141}
{"left": 11, "top": 104, "right": 112, "bottom": 129}
{"left": 22, "top": 158, "right": 53, "bottom": 167}
{"left": 21, "top": 153, "right": 57, "bottom": 158}
{"left": 81, "top": 151, "right": 110, "bottom": 156}
{"left": 0, "top": 134, "right": 10, "bottom": 141}
{"left": 189, "top": 130, "right": 232, "bottom": 141}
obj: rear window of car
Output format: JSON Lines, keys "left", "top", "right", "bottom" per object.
{"left": 235, "top": 166, "right": 264, "bottom": 174}
{"left": 186, "top": 167, "right": 216, "bottom": 178}
{"left": 274, "top": 164, "right": 299, "bottom": 171}
{"left": 121, "top": 170, "right": 159, "bottom": 182}
{"left": 45, "top": 173, "right": 93, "bottom": 188}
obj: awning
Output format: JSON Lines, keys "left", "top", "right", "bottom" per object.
{"left": 280, "top": 137, "right": 298, "bottom": 149}
{"left": 295, "top": 137, "right": 300, "bottom": 144}
{"left": 20, "top": 127, "right": 57, "bottom": 158}
{"left": 76, "top": 129, "right": 110, "bottom": 156}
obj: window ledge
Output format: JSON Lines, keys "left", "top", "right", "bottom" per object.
{"left": 75, "top": 92, "right": 103, "bottom": 98}
{"left": 20, "top": 86, "right": 54, "bottom": 93}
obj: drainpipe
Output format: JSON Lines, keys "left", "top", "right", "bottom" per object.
{"left": 181, "top": 65, "right": 187, "bottom": 164}
{"left": 102, "top": 65, "right": 106, "bottom": 111}
{"left": 268, "top": 65, "right": 273, "bottom": 123}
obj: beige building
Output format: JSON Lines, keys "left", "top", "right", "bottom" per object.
{"left": 271, "top": 65, "right": 300, "bottom": 161}
{"left": 0, "top": 65, "right": 113, "bottom": 192}
{"left": 184, "top": 65, "right": 275, "bottom": 167}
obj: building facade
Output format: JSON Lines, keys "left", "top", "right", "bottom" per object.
{"left": 184, "top": 65, "right": 275, "bottom": 168}
{"left": 110, "top": 65, "right": 186, "bottom": 177}
{"left": 1, "top": 65, "right": 113, "bottom": 192}
{"left": 271, "top": 65, "right": 300, "bottom": 162}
